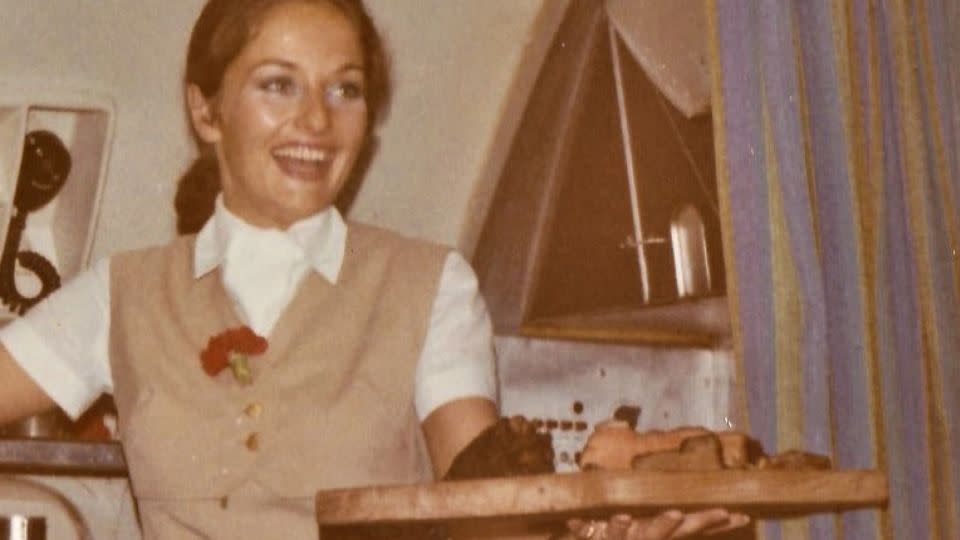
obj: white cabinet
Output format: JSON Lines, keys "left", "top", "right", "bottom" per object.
{"left": 0, "top": 88, "right": 113, "bottom": 322}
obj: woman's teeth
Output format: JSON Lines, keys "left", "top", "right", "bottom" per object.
{"left": 273, "top": 146, "right": 329, "bottom": 162}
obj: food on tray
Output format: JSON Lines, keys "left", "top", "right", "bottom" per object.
{"left": 577, "top": 423, "right": 713, "bottom": 470}
{"left": 443, "top": 416, "right": 555, "bottom": 481}
{"left": 442, "top": 415, "right": 832, "bottom": 483}
{"left": 630, "top": 433, "right": 724, "bottom": 472}
{"left": 756, "top": 449, "right": 832, "bottom": 471}
{"left": 579, "top": 423, "right": 829, "bottom": 473}
{"left": 716, "top": 430, "right": 765, "bottom": 469}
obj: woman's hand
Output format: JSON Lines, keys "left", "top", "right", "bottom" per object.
{"left": 569, "top": 421, "right": 751, "bottom": 539}
{"left": 566, "top": 509, "right": 750, "bottom": 539}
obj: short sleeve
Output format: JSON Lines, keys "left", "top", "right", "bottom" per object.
{"left": 414, "top": 252, "right": 499, "bottom": 420}
{"left": 0, "top": 257, "right": 113, "bottom": 418}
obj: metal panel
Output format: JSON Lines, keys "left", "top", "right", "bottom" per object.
{"left": 495, "top": 336, "right": 737, "bottom": 472}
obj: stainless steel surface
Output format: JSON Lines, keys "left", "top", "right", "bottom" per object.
{"left": 495, "top": 335, "right": 737, "bottom": 472}
{"left": 0, "top": 476, "right": 94, "bottom": 540}
{"left": 0, "top": 515, "right": 46, "bottom": 540}
{"left": 0, "top": 441, "right": 125, "bottom": 476}
{"left": 671, "top": 204, "right": 712, "bottom": 297}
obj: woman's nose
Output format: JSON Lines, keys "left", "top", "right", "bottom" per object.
{"left": 295, "top": 93, "right": 330, "bottom": 133}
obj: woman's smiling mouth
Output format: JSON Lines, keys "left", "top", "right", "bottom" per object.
{"left": 272, "top": 144, "right": 333, "bottom": 182}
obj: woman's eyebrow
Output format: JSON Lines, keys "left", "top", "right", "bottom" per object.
{"left": 249, "top": 59, "right": 365, "bottom": 74}
{"left": 333, "top": 63, "right": 365, "bottom": 76}
{"left": 250, "top": 59, "right": 297, "bottom": 71}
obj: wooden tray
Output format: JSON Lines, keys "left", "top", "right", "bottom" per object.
{"left": 315, "top": 470, "right": 887, "bottom": 526}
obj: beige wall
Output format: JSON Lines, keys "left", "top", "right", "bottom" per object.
{"left": 0, "top": 1, "right": 199, "bottom": 261}
{"left": 0, "top": 0, "right": 563, "bottom": 262}
{"left": 353, "top": 0, "right": 565, "bottom": 253}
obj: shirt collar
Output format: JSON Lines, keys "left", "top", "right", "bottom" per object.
{"left": 193, "top": 196, "right": 347, "bottom": 284}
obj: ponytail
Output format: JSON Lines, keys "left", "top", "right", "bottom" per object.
{"left": 174, "top": 153, "right": 220, "bottom": 235}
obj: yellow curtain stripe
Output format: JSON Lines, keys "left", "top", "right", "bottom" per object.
{"left": 886, "top": 0, "right": 942, "bottom": 536}
{"left": 830, "top": 0, "right": 888, "bottom": 537}
{"left": 914, "top": 0, "right": 960, "bottom": 535}
{"left": 863, "top": 3, "right": 893, "bottom": 537}
{"left": 704, "top": 0, "right": 751, "bottom": 436}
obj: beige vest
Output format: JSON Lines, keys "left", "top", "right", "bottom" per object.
{"left": 110, "top": 223, "right": 447, "bottom": 539}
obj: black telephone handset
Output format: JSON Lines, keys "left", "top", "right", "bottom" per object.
{"left": 0, "top": 130, "right": 70, "bottom": 314}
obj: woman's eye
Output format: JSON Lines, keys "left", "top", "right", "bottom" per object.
{"left": 327, "top": 81, "right": 365, "bottom": 102}
{"left": 259, "top": 77, "right": 297, "bottom": 95}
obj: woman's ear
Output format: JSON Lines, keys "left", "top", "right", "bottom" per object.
{"left": 186, "top": 84, "right": 221, "bottom": 144}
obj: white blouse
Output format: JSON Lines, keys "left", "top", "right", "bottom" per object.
{"left": 0, "top": 201, "right": 498, "bottom": 421}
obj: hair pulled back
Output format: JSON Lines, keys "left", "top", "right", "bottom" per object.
{"left": 175, "top": 0, "right": 391, "bottom": 234}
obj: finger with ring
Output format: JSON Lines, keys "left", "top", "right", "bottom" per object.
{"left": 577, "top": 521, "right": 607, "bottom": 539}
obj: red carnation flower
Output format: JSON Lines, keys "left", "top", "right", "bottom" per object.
{"left": 200, "top": 326, "right": 268, "bottom": 385}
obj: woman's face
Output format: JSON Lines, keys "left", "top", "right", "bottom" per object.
{"left": 189, "top": 0, "right": 369, "bottom": 229}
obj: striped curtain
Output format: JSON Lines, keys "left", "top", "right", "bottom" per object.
{"left": 707, "top": 1, "right": 959, "bottom": 539}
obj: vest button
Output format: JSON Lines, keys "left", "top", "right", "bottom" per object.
{"left": 244, "top": 402, "right": 263, "bottom": 419}
{"left": 245, "top": 432, "right": 260, "bottom": 451}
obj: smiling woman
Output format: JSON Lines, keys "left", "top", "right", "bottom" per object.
{"left": 0, "top": 1, "right": 748, "bottom": 539}
{"left": 0, "top": 1, "right": 502, "bottom": 538}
